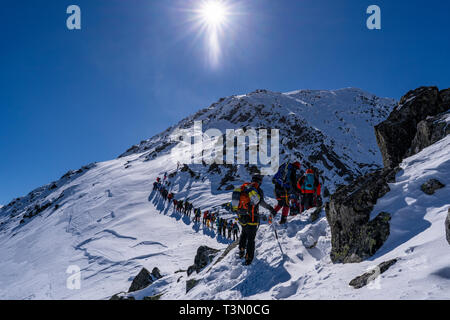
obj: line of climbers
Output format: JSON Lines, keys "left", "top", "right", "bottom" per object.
{"left": 232, "top": 162, "right": 322, "bottom": 265}
{"left": 153, "top": 162, "right": 323, "bottom": 266}
{"left": 152, "top": 176, "right": 240, "bottom": 241}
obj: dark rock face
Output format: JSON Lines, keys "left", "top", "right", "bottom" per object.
{"left": 151, "top": 267, "right": 163, "bottom": 280}
{"left": 110, "top": 294, "right": 135, "bottom": 300}
{"left": 408, "top": 111, "right": 450, "bottom": 157}
{"left": 128, "top": 268, "right": 153, "bottom": 293}
{"left": 187, "top": 246, "right": 220, "bottom": 276}
{"left": 375, "top": 87, "right": 449, "bottom": 168}
{"left": 128, "top": 267, "right": 163, "bottom": 293}
{"left": 421, "top": 179, "right": 445, "bottom": 195}
{"left": 326, "top": 168, "right": 398, "bottom": 263}
{"left": 349, "top": 259, "right": 398, "bottom": 289}
{"left": 186, "top": 279, "right": 200, "bottom": 294}
{"left": 446, "top": 208, "right": 450, "bottom": 246}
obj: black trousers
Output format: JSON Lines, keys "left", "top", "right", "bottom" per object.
{"left": 301, "top": 193, "right": 315, "bottom": 212}
{"left": 239, "top": 224, "right": 258, "bottom": 262}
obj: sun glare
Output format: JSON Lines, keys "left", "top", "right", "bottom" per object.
{"left": 186, "top": 0, "right": 240, "bottom": 68}
{"left": 200, "top": 1, "right": 228, "bottom": 27}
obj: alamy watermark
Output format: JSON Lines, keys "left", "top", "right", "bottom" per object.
{"left": 65, "top": 5, "right": 381, "bottom": 31}
{"left": 66, "top": 265, "right": 81, "bottom": 290}
{"left": 367, "top": 5, "right": 381, "bottom": 30}
{"left": 67, "top": 5, "right": 81, "bottom": 30}
{"left": 170, "top": 121, "right": 280, "bottom": 176}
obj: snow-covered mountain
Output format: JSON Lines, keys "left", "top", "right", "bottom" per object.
{"left": 1, "top": 87, "right": 448, "bottom": 300}
{"left": 119, "top": 88, "right": 396, "bottom": 194}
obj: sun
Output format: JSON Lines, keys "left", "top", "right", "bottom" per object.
{"left": 200, "top": 1, "right": 229, "bottom": 27}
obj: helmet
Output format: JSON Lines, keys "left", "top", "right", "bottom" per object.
{"left": 306, "top": 168, "right": 314, "bottom": 174}
{"left": 292, "top": 162, "right": 301, "bottom": 169}
{"left": 252, "top": 175, "right": 263, "bottom": 184}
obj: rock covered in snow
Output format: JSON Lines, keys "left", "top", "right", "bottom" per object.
{"left": 326, "top": 168, "right": 398, "bottom": 263}
{"left": 420, "top": 179, "right": 445, "bottom": 195}
{"left": 375, "top": 86, "right": 449, "bottom": 168}
{"left": 187, "top": 246, "right": 220, "bottom": 276}
{"left": 349, "top": 259, "right": 398, "bottom": 289}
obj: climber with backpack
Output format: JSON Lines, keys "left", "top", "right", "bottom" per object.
{"left": 297, "top": 168, "right": 323, "bottom": 213}
{"left": 227, "top": 220, "right": 233, "bottom": 239}
{"left": 232, "top": 175, "right": 276, "bottom": 266}
{"left": 272, "top": 161, "right": 301, "bottom": 224}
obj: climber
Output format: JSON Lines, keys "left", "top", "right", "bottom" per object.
{"left": 227, "top": 220, "right": 233, "bottom": 239}
{"left": 211, "top": 212, "right": 217, "bottom": 229}
{"left": 221, "top": 218, "right": 227, "bottom": 237}
{"left": 272, "top": 161, "right": 301, "bottom": 224}
{"left": 297, "top": 168, "right": 323, "bottom": 213}
{"left": 232, "top": 222, "right": 239, "bottom": 241}
{"left": 177, "top": 200, "right": 184, "bottom": 213}
{"left": 216, "top": 216, "right": 221, "bottom": 232}
{"left": 167, "top": 192, "right": 174, "bottom": 205}
{"left": 203, "top": 210, "right": 209, "bottom": 226}
{"left": 233, "top": 175, "right": 276, "bottom": 266}
{"left": 194, "top": 208, "right": 201, "bottom": 223}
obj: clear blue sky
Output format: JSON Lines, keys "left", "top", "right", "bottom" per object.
{"left": 0, "top": 0, "right": 449, "bottom": 204}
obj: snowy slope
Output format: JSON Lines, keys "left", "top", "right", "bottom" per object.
{"left": 129, "top": 135, "right": 450, "bottom": 300}
{"left": 1, "top": 130, "right": 447, "bottom": 300}
{"left": 0, "top": 152, "right": 232, "bottom": 299}
{"left": 2, "top": 87, "right": 447, "bottom": 300}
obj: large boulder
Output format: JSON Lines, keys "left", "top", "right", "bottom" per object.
{"left": 326, "top": 168, "right": 398, "bottom": 263}
{"left": 408, "top": 111, "right": 450, "bottom": 157}
{"left": 375, "top": 87, "right": 449, "bottom": 168}
{"left": 187, "top": 246, "right": 220, "bottom": 276}
{"left": 446, "top": 208, "right": 450, "bottom": 246}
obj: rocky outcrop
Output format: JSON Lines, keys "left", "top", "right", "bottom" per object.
{"left": 128, "top": 267, "right": 163, "bottom": 293}
{"left": 421, "top": 179, "right": 445, "bottom": 195}
{"left": 446, "top": 208, "right": 450, "bottom": 246}
{"left": 326, "top": 168, "right": 398, "bottom": 263}
{"left": 328, "top": 86, "right": 449, "bottom": 264}
{"left": 375, "top": 87, "right": 449, "bottom": 168}
{"left": 187, "top": 246, "right": 220, "bottom": 276}
{"left": 349, "top": 259, "right": 398, "bottom": 289}
{"left": 408, "top": 111, "right": 450, "bottom": 157}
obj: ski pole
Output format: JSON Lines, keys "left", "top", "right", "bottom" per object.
{"left": 271, "top": 223, "right": 284, "bottom": 256}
